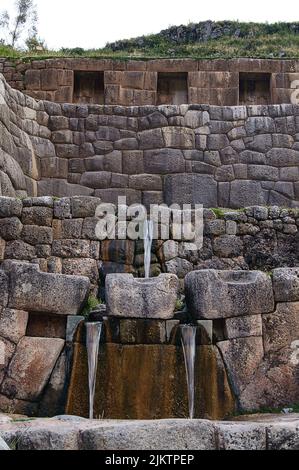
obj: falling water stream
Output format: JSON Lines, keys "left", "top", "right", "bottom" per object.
{"left": 180, "top": 325, "right": 197, "bottom": 419}
{"left": 143, "top": 219, "right": 154, "bottom": 279}
{"left": 86, "top": 322, "right": 103, "bottom": 419}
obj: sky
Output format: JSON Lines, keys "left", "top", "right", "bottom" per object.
{"left": 0, "top": 0, "right": 298, "bottom": 49}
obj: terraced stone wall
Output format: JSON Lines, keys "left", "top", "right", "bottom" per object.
{"left": 1, "top": 74, "right": 299, "bottom": 208}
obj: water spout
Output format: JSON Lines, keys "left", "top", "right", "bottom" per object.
{"left": 180, "top": 325, "right": 197, "bottom": 419}
{"left": 143, "top": 219, "right": 154, "bottom": 279}
{"left": 86, "top": 322, "right": 102, "bottom": 419}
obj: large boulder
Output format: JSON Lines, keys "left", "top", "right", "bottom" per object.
{"left": 185, "top": 270, "right": 274, "bottom": 319}
{"left": 6, "top": 262, "right": 90, "bottom": 315}
{"left": 106, "top": 273, "right": 179, "bottom": 319}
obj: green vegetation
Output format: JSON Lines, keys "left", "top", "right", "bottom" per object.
{"left": 234, "top": 404, "right": 299, "bottom": 416}
{"left": 81, "top": 295, "right": 102, "bottom": 318}
{"left": 175, "top": 298, "right": 185, "bottom": 312}
{"left": 0, "top": 21, "right": 299, "bottom": 60}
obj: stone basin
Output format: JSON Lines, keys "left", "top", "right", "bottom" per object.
{"left": 185, "top": 269, "right": 274, "bottom": 319}
{"left": 105, "top": 273, "right": 179, "bottom": 319}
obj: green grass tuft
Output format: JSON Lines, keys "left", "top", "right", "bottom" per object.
{"left": 81, "top": 295, "right": 102, "bottom": 318}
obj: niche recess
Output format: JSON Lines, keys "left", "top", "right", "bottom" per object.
{"left": 73, "top": 71, "right": 104, "bottom": 104}
{"left": 239, "top": 72, "right": 271, "bottom": 105}
{"left": 157, "top": 72, "right": 188, "bottom": 105}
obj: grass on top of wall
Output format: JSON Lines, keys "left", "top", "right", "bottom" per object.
{"left": 1, "top": 28, "right": 299, "bottom": 61}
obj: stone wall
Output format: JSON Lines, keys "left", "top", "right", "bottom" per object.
{"left": 0, "top": 74, "right": 299, "bottom": 208}
{"left": 0, "top": 197, "right": 298, "bottom": 297}
{"left": 69, "top": 267, "right": 299, "bottom": 418}
{"left": 1, "top": 57, "right": 299, "bottom": 106}
{"left": 0, "top": 74, "right": 39, "bottom": 198}
{"left": 1, "top": 73, "right": 299, "bottom": 208}
{"left": 0, "top": 261, "right": 89, "bottom": 416}
{"left": 185, "top": 268, "right": 299, "bottom": 411}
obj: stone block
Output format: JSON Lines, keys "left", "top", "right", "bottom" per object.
{"left": 122, "top": 151, "right": 144, "bottom": 174}
{"left": 213, "top": 235, "right": 243, "bottom": 257}
{"left": 106, "top": 273, "right": 179, "bottom": 319}
{"left": 267, "top": 148, "right": 299, "bottom": 167}
{"left": 21, "top": 225, "right": 53, "bottom": 245}
{"left": 185, "top": 270, "right": 274, "bottom": 319}
{"left": 217, "top": 337, "right": 264, "bottom": 395}
{"left": 272, "top": 268, "right": 299, "bottom": 302}
{"left": 162, "top": 127, "right": 195, "bottom": 149}
{"left": 0, "top": 308, "right": 28, "bottom": 344}
{"left": 225, "top": 315, "right": 263, "bottom": 340}
{"left": 215, "top": 422, "right": 266, "bottom": 450}
{"left": 71, "top": 196, "right": 102, "bottom": 218}
{"left": 52, "top": 239, "right": 93, "bottom": 258}
{"left": 21, "top": 206, "right": 53, "bottom": 227}
{"left": 7, "top": 262, "right": 90, "bottom": 315}
{"left": 0, "top": 197, "right": 22, "bottom": 218}
{"left": 207, "top": 134, "right": 230, "bottom": 150}
{"left": 80, "top": 172, "right": 111, "bottom": 189}
{"left": 62, "top": 258, "right": 99, "bottom": 285}
{"left": 4, "top": 240, "right": 36, "bottom": 260}
{"left": 139, "top": 129, "right": 165, "bottom": 149}
{"left": 144, "top": 148, "right": 185, "bottom": 174}
{"left": 0, "top": 217, "right": 23, "bottom": 240}
{"left": 164, "top": 174, "right": 217, "bottom": 206}
{"left": 1, "top": 336, "right": 65, "bottom": 401}
{"left": 0, "top": 270, "right": 8, "bottom": 307}
{"left": 129, "top": 174, "right": 162, "bottom": 191}
{"left": 40, "top": 157, "right": 68, "bottom": 179}
{"left": 229, "top": 180, "right": 268, "bottom": 208}
{"left": 61, "top": 219, "right": 83, "bottom": 239}
{"left": 263, "top": 302, "right": 299, "bottom": 354}
{"left": 80, "top": 419, "right": 217, "bottom": 450}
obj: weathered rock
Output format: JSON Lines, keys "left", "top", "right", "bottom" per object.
{"left": 106, "top": 273, "right": 179, "bottom": 319}
{"left": 267, "top": 423, "right": 299, "bottom": 450}
{"left": 0, "top": 197, "right": 22, "bottom": 218}
{"left": 7, "top": 262, "right": 90, "bottom": 315}
{"left": 79, "top": 419, "right": 217, "bottom": 450}
{"left": 0, "top": 270, "right": 8, "bottom": 307}
{"left": 215, "top": 422, "right": 266, "bottom": 450}
{"left": 225, "top": 315, "right": 262, "bottom": 339}
{"left": 185, "top": 270, "right": 274, "bottom": 319}
{"left": 71, "top": 196, "right": 102, "bottom": 218}
{"left": 164, "top": 174, "right": 217, "bottom": 206}
{"left": 1, "top": 336, "right": 64, "bottom": 401}
{"left": 217, "top": 337, "right": 264, "bottom": 395}
{"left": 0, "top": 309, "right": 28, "bottom": 344}
{"left": 263, "top": 302, "right": 299, "bottom": 354}
{"left": 272, "top": 267, "right": 299, "bottom": 302}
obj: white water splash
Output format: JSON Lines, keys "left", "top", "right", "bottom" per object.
{"left": 86, "top": 322, "right": 102, "bottom": 419}
{"left": 180, "top": 325, "right": 197, "bottom": 419}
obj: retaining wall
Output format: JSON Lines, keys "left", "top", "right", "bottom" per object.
{"left": 1, "top": 74, "right": 299, "bottom": 209}
{"left": 1, "top": 57, "right": 299, "bottom": 106}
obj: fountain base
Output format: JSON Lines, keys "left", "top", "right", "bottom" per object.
{"left": 66, "top": 319, "right": 235, "bottom": 420}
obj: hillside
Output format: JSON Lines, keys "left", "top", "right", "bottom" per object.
{"left": 1, "top": 20, "right": 299, "bottom": 59}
